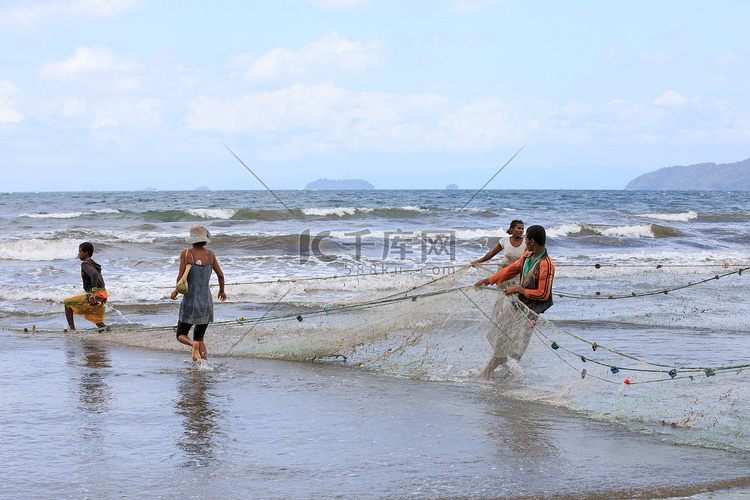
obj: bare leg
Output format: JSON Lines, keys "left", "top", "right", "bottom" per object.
{"left": 481, "top": 355, "right": 507, "bottom": 379}
{"left": 65, "top": 306, "right": 76, "bottom": 330}
{"left": 177, "top": 334, "right": 193, "bottom": 347}
{"left": 175, "top": 333, "right": 199, "bottom": 360}
{"left": 177, "top": 334, "right": 200, "bottom": 362}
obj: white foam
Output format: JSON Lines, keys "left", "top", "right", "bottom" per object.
{"left": 0, "top": 239, "right": 80, "bottom": 261}
{"left": 547, "top": 223, "right": 583, "bottom": 238}
{"left": 196, "top": 359, "right": 213, "bottom": 371}
{"left": 600, "top": 224, "right": 654, "bottom": 238}
{"left": 456, "top": 207, "right": 514, "bottom": 213}
{"left": 635, "top": 211, "right": 698, "bottom": 222}
{"left": 548, "top": 223, "right": 654, "bottom": 238}
{"left": 19, "top": 212, "right": 84, "bottom": 219}
{"left": 186, "top": 208, "right": 237, "bottom": 219}
{"left": 453, "top": 229, "right": 509, "bottom": 239}
{"left": 326, "top": 228, "right": 507, "bottom": 240}
{"left": 300, "top": 206, "right": 429, "bottom": 217}
{"left": 301, "top": 207, "right": 372, "bottom": 217}
{"left": 577, "top": 250, "right": 750, "bottom": 265}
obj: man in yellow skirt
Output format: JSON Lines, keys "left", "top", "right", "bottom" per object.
{"left": 64, "top": 242, "right": 108, "bottom": 331}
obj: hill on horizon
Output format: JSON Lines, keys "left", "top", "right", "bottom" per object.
{"left": 626, "top": 158, "right": 750, "bottom": 190}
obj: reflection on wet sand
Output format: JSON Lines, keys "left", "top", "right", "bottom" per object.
{"left": 484, "top": 398, "right": 557, "bottom": 459}
{"left": 67, "top": 339, "right": 113, "bottom": 441}
{"left": 175, "top": 368, "right": 221, "bottom": 465}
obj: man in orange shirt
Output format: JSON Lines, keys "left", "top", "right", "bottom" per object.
{"left": 474, "top": 225, "right": 554, "bottom": 377}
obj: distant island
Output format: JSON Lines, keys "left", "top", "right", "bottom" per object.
{"left": 305, "top": 178, "right": 375, "bottom": 190}
{"left": 626, "top": 158, "right": 750, "bottom": 190}
{"left": 446, "top": 183, "right": 458, "bottom": 190}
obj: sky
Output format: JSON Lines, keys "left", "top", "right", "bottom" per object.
{"left": 1, "top": 0, "right": 749, "bottom": 191}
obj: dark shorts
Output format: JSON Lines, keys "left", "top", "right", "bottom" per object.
{"left": 175, "top": 321, "right": 208, "bottom": 342}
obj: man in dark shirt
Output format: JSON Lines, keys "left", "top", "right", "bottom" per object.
{"left": 64, "top": 242, "right": 108, "bottom": 331}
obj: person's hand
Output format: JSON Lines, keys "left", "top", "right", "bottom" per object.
{"left": 474, "top": 278, "right": 490, "bottom": 289}
{"left": 218, "top": 291, "right": 227, "bottom": 302}
{"left": 504, "top": 285, "right": 523, "bottom": 296}
{"left": 170, "top": 290, "right": 178, "bottom": 300}
{"left": 470, "top": 260, "right": 479, "bottom": 267}
{"left": 87, "top": 295, "right": 98, "bottom": 305}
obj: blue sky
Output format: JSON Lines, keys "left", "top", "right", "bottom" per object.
{"left": 1, "top": 0, "right": 749, "bottom": 191}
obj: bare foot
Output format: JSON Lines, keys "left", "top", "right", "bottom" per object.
{"left": 192, "top": 342, "right": 200, "bottom": 362}
{"left": 198, "top": 341, "right": 207, "bottom": 360}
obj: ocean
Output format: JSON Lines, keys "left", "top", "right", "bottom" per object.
{"left": 3, "top": 189, "right": 750, "bottom": 499}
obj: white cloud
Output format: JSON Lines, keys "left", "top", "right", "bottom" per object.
{"left": 71, "top": 0, "right": 138, "bottom": 17}
{"left": 187, "top": 82, "right": 750, "bottom": 161}
{"left": 713, "top": 51, "right": 746, "bottom": 68}
{"left": 706, "top": 74, "right": 729, "bottom": 85}
{"left": 187, "top": 83, "right": 541, "bottom": 158}
{"left": 641, "top": 51, "right": 674, "bottom": 69}
{"left": 654, "top": 90, "right": 687, "bottom": 107}
{"left": 435, "top": 98, "right": 524, "bottom": 149}
{"left": 0, "top": 0, "right": 138, "bottom": 29}
{"left": 0, "top": 80, "right": 23, "bottom": 124}
{"left": 450, "top": 0, "right": 502, "bottom": 13}
{"left": 302, "top": 0, "right": 370, "bottom": 8}
{"left": 91, "top": 97, "right": 161, "bottom": 130}
{"left": 242, "top": 31, "right": 386, "bottom": 83}
{"left": 657, "top": 29, "right": 692, "bottom": 43}
{"left": 603, "top": 44, "right": 623, "bottom": 62}
{"left": 39, "top": 45, "right": 137, "bottom": 81}
{"left": 188, "top": 83, "right": 451, "bottom": 158}
{"left": 62, "top": 97, "right": 86, "bottom": 117}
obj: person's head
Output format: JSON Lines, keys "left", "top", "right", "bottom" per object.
{"left": 186, "top": 224, "right": 212, "bottom": 246}
{"left": 78, "top": 242, "right": 94, "bottom": 260}
{"left": 525, "top": 225, "right": 546, "bottom": 249}
{"left": 507, "top": 219, "right": 524, "bottom": 237}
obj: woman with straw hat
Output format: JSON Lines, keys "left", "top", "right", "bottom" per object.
{"left": 170, "top": 224, "right": 227, "bottom": 362}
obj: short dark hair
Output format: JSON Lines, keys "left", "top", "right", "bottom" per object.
{"left": 525, "top": 225, "right": 546, "bottom": 246}
{"left": 79, "top": 242, "right": 94, "bottom": 256}
{"left": 507, "top": 219, "right": 524, "bottom": 235}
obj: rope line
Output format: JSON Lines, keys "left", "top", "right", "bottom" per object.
{"left": 475, "top": 264, "right": 750, "bottom": 301}
{"left": 504, "top": 295, "right": 750, "bottom": 384}
{"left": 153, "top": 264, "right": 467, "bottom": 289}
{"left": 554, "top": 265, "right": 750, "bottom": 299}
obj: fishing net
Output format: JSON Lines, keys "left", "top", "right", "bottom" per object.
{"left": 14, "top": 262, "right": 750, "bottom": 451}
{"left": 211, "top": 262, "right": 750, "bottom": 451}
{"left": 219, "top": 266, "right": 493, "bottom": 380}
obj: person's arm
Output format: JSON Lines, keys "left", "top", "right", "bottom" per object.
{"left": 474, "top": 253, "right": 524, "bottom": 288}
{"left": 488, "top": 255, "right": 523, "bottom": 285}
{"left": 506, "top": 257, "right": 554, "bottom": 300}
{"left": 212, "top": 253, "right": 227, "bottom": 302}
{"left": 170, "top": 250, "right": 188, "bottom": 300}
{"left": 471, "top": 241, "right": 503, "bottom": 266}
{"left": 175, "top": 249, "right": 188, "bottom": 284}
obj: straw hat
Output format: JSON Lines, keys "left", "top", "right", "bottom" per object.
{"left": 186, "top": 224, "right": 211, "bottom": 244}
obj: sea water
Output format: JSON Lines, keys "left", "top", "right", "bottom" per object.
{"left": 2, "top": 189, "right": 750, "bottom": 498}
